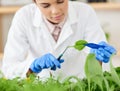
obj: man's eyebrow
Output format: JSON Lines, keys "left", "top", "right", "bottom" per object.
{"left": 39, "top": 3, "right": 49, "bottom": 5}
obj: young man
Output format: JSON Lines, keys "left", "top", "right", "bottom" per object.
{"left": 1, "top": 0, "right": 116, "bottom": 79}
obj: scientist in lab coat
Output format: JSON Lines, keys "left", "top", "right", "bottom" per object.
{"left": 1, "top": 0, "right": 116, "bottom": 79}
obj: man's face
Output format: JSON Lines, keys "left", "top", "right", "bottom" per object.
{"left": 35, "top": 0, "right": 68, "bottom": 24}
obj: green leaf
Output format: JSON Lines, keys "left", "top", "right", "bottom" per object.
{"left": 85, "top": 54, "right": 103, "bottom": 78}
{"left": 110, "top": 58, "right": 120, "bottom": 87}
{"left": 85, "top": 54, "right": 104, "bottom": 91}
{"left": 74, "top": 40, "right": 88, "bottom": 51}
{"left": 103, "top": 77, "right": 110, "bottom": 91}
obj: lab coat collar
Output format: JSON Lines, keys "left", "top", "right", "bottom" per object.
{"left": 67, "top": 2, "right": 78, "bottom": 25}
{"left": 55, "top": 3, "right": 78, "bottom": 48}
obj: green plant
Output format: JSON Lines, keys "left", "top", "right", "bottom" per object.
{"left": 0, "top": 40, "right": 119, "bottom": 91}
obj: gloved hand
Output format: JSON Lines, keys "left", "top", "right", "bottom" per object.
{"left": 30, "top": 53, "right": 64, "bottom": 73}
{"left": 90, "top": 41, "right": 116, "bottom": 63}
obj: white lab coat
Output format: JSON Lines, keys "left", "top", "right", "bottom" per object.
{"left": 1, "top": 1, "right": 108, "bottom": 79}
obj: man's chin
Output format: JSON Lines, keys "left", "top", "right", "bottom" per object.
{"left": 47, "top": 19, "right": 60, "bottom": 24}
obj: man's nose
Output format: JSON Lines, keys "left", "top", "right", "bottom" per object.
{"left": 51, "top": 6, "right": 60, "bottom": 14}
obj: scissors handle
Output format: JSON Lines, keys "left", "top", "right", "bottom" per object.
{"left": 57, "top": 54, "right": 63, "bottom": 60}
{"left": 57, "top": 46, "right": 69, "bottom": 60}
{"left": 85, "top": 43, "right": 105, "bottom": 49}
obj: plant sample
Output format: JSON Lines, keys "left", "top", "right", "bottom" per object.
{"left": 0, "top": 40, "right": 119, "bottom": 91}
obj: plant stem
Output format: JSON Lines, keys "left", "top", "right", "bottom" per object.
{"left": 57, "top": 46, "right": 73, "bottom": 60}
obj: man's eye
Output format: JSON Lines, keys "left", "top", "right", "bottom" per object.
{"left": 40, "top": 4, "right": 50, "bottom": 8}
{"left": 57, "top": 0, "right": 64, "bottom": 3}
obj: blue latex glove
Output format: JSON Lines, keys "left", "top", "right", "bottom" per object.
{"left": 30, "top": 53, "right": 64, "bottom": 73}
{"left": 90, "top": 41, "right": 116, "bottom": 63}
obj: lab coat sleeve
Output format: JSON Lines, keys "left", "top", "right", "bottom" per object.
{"left": 83, "top": 5, "right": 107, "bottom": 53}
{"left": 85, "top": 6, "right": 107, "bottom": 43}
{"left": 1, "top": 9, "right": 33, "bottom": 79}
{"left": 83, "top": 6, "right": 110, "bottom": 71}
